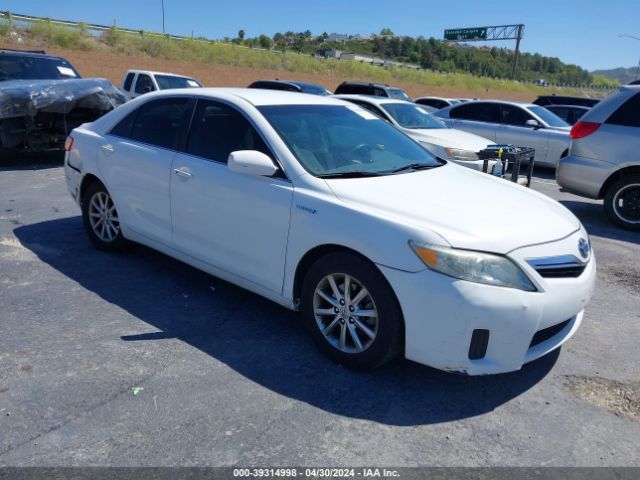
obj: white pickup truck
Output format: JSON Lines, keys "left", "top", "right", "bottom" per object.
{"left": 119, "top": 70, "right": 202, "bottom": 100}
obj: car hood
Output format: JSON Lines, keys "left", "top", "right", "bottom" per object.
{"left": 325, "top": 164, "right": 580, "bottom": 254}
{"left": 403, "top": 128, "right": 491, "bottom": 151}
{"left": 0, "top": 78, "right": 126, "bottom": 119}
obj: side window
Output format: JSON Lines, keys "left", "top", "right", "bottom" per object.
{"left": 135, "top": 74, "right": 154, "bottom": 94}
{"left": 449, "top": 103, "right": 500, "bottom": 123}
{"left": 122, "top": 72, "right": 135, "bottom": 92}
{"left": 127, "top": 97, "right": 192, "bottom": 149}
{"left": 499, "top": 105, "right": 534, "bottom": 126}
{"left": 606, "top": 92, "right": 640, "bottom": 128}
{"left": 185, "top": 100, "right": 272, "bottom": 163}
{"left": 373, "top": 87, "right": 387, "bottom": 97}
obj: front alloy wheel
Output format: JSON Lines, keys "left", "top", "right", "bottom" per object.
{"left": 313, "top": 273, "right": 378, "bottom": 354}
{"left": 301, "top": 252, "right": 403, "bottom": 370}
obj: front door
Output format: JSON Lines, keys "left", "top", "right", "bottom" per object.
{"left": 170, "top": 99, "right": 293, "bottom": 293}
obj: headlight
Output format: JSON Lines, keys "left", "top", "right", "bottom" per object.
{"left": 444, "top": 148, "right": 479, "bottom": 161}
{"left": 409, "top": 241, "right": 537, "bottom": 291}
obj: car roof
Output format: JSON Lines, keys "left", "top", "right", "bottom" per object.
{"left": 449, "top": 99, "right": 538, "bottom": 108}
{"left": 334, "top": 94, "right": 411, "bottom": 106}
{"left": 338, "top": 80, "right": 391, "bottom": 88}
{"left": 126, "top": 69, "right": 194, "bottom": 78}
{"left": 545, "top": 104, "right": 590, "bottom": 109}
{"left": 193, "top": 88, "right": 349, "bottom": 106}
{"left": 0, "top": 49, "right": 68, "bottom": 62}
{"left": 414, "top": 96, "right": 454, "bottom": 101}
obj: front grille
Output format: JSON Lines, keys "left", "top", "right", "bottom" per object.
{"left": 527, "top": 255, "right": 587, "bottom": 278}
{"left": 530, "top": 319, "right": 571, "bottom": 347}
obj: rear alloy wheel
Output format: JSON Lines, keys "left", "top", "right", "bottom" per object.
{"left": 82, "top": 182, "right": 128, "bottom": 251}
{"left": 301, "top": 252, "right": 403, "bottom": 370}
{"left": 604, "top": 174, "right": 640, "bottom": 231}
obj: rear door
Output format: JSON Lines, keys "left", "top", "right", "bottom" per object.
{"left": 99, "top": 97, "right": 194, "bottom": 245}
{"left": 446, "top": 102, "right": 499, "bottom": 141}
{"left": 170, "top": 99, "right": 293, "bottom": 293}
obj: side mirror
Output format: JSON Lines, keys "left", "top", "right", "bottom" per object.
{"left": 525, "top": 119, "right": 542, "bottom": 129}
{"left": 228, "top": 150, "right": 278, "bottom": 177}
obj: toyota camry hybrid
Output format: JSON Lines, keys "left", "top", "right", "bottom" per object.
{"left": 64, "top": 89, "right": 596, "bottom": 375}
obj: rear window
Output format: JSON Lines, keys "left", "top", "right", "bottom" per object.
{"left": 0, "top": 55, "right": 80, "bottom": 80}
{"left": 155, "top": 75, "right": 202, "bottom": 90}
{"left": 606, "top": 92, "right": 640, "bottom": 128}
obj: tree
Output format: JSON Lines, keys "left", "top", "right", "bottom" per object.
{"left": 238, "top": 29, "right": 245, "bottom": 41}
{"left": 380, "top": 28, "right": 394, "bottom": 36}
{"left": 258, "top": 34, "right": 272, "bottom": 49}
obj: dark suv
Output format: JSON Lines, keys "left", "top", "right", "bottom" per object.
{"left": 0, "top": 49, "right": 124, "bottom": 157}
{"left": 334, "top": 81, "right": 412, "bottom": 101}
{"left": 533, "top": 95, "right": 599, "bottom": 108}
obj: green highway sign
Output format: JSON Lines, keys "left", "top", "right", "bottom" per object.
{"left": 444, "top": 27, "right": 487, "bottom": 41}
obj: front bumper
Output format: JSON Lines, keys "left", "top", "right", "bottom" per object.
{"left": 379, "top": 232, "right": 596, "bottom": 375}
{"left": 556, "top": 155, "right": 616, "bottom": 199}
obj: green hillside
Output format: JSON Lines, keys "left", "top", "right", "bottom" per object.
{"left": 592, "top": 66, "right": 638, "bottom": 85}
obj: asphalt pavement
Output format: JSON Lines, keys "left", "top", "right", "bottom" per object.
{"left": 0, "top": 158, "right": 638, "bottom": 466}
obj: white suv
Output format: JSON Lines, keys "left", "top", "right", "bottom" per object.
{"left": 120, "top": 70, "right": 202, "bottom": 100}
{"left": 557, "top": 85, "right": 640, "bottom": 230}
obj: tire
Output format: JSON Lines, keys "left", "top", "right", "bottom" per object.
{"left": 603, "top": 174, "right": 640, "bottom": 231}
{"left": 300, "top": 252, "right": 404, "bottom": 370}
{"left": 81, "top": 181, "right": 129, "bottom": 252}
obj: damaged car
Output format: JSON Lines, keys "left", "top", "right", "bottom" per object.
{"left": 0, "top": 49, "right": 125, "bottom": 158}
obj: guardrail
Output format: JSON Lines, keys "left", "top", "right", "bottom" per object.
{"left": 0, "top": 10, "right": 619, "bottom": 91}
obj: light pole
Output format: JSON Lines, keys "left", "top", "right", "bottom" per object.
{"left": 161, "top": 0, "right": 165, "bottom": 33}
{"left": 619, "top": 34, "right": 640, "bottom": 81}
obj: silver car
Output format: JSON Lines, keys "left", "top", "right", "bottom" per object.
{"left": 557, "top": 85, "right": 640, "bottom": 231}
{"left": 434, "top": 100, "right": 571, "bottom": 167}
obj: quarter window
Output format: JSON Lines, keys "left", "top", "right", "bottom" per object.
{"left": 185, "top": 100, "right": 271, "bottom": 163}
{"left": 606, "top": 92, "right": 640, "bottom": 128}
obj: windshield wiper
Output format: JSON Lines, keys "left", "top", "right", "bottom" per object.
{"left": 389, "top": 162, "right": 441, "bottom": 174}
{"left": 317, "top": 171, "right": 387, "bottom": 179}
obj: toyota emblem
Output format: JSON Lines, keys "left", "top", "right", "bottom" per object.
{"left": 578, "top": 238, "right": 590, "bottom": 259}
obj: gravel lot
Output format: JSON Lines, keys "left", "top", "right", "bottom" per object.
{"left": 0, "top": 158, "right": 639, "bottom": 466}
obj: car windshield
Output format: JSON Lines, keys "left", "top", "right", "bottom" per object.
{"left": 387, "top": 88, "right": 412, "bottom": 101}
{"left": 293, "top": 82, "right": 331, "bottom": 96}
{"left": 258, "top": 104, "right": 442, "bottom": 176}
{"left": 0, "top": 55, "right": 80, "bottom": 80}
{"left": 381, "top": 103, "right": 448, "bottom": 129}
{"left": 529, "top": 106, "right": 570, "bottom": 128}
{"left": 155, "top": 75, "right": 201, "bottom": 89}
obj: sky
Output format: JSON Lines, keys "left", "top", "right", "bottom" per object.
{"left": 5, "top": 0, "right": 640, "bottom": 71}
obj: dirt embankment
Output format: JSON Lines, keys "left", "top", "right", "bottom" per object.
{"left": 17, "top": 44, "right": 539, "bottom": 101}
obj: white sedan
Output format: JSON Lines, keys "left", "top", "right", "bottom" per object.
{"left": 64, "top": 89, "right": 596, "bottom": 375}
{"left": 335, "top": 94, "right": 499, "bottom": 174}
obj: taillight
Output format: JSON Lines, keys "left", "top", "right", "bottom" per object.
{"left": 64, "top": 136, "right": 74, "bottom": 152}
{"left": 570, "top": 121, "right": 601, "bottom": 139}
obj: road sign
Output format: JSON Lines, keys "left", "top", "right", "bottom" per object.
{"left": 444, "top": 27, "right": 487, "bottom": 41}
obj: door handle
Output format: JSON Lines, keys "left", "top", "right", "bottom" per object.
{"left": 173, "top": 167, "right": 192, "bottom": 178}
{"left": 101, "top": 144, "right": 115, "bottom": 155}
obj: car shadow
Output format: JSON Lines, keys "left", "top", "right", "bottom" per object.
{"left": 13, "top": 216, "right": 559, "bottom": 426}
{"left": 560, "top": 200, "right": 639, "bottom": 244}
{"left": 0, "top": 152, "right": 64, "bottom": 171}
